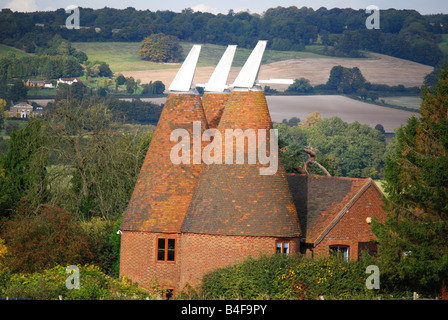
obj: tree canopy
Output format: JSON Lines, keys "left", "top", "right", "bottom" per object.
{"left": 372, "top": 66, "right": 448, "bottom": 297}
{"left": 138, "top": 33, "right": 183, "bottom": 63}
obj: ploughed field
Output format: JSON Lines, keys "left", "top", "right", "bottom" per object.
{"left": 71, "top": 42, "right": 428, "bottom": 132}
{"left": 129, "top": 95, "right": 417, "bottom": 133}
{"left": 118, "top": 52, "right": 432, "bottom": 91}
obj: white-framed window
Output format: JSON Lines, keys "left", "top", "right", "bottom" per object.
{"left": 276, "top": 240, "right": 290, "bottom": 255}
{"left": 330, "top": 245, "right": 349, "bottom": 262}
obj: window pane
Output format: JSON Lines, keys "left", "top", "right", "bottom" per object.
{"left": 158, "top": 238, "right": 165, "bottom": 250}
{"left": 168, "top": 239, "right": 175, "bottom": 250}
{"left": 167, "top": 249, "right": 175, "bottom": 261}
{"left": 157, "top": 249, "right": 165, "bottom": 261}
{"left": 283, "top": 242, "right": 290, "bottom": 254}
{"left": 276, "top": 242, "right": 282, "bottom": 253}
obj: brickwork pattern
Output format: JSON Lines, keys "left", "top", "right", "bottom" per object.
{"left": 312, "top": 185, "right": 388, "bottom": 259}
{"left": 120, "top": 231, "right": 182, "bottom": 290}
{"left": 179, "top": 232, "right": 300, "bottom": 290}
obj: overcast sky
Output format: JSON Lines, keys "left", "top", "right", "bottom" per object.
{"left": 1, "top": 0, "right": 447, "bottom": 15}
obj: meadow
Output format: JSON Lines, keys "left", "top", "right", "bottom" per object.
{"left": 72, "top": 41, "right": 354, "bottom": 72}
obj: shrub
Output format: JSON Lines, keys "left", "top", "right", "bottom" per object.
{"left": 0, "top": 264, "right": 155, "bottom": 300}
{"left": 200, "top": 254, "right": 383, "bottom": 300}
{"left": 1, "top": 204, "right": 93, "bottom": 273}
{"left": 80, "top": 217, "right": 114, "bottom": 275}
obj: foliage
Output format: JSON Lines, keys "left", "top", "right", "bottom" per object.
{"left": 372, "top": 66, "right": 448, "bottom": 297}
{"left": 45, "top": 98, "right": 152, "bottom": 221}
{"left": 0, "top": 203, "right": 93, "bottom": 273}
{"left": 0, "top": 119, "right": 48, "bottom": 218}
{"left": 286, "top": 78, "right": 314, "bottom": 94}
{"left": 274, "top": 115, "right": 387, "bottom": 178}
{"left": 0, "top": 7, "right": 444, "bottom": 66}
{"left": 80, "top": 217, "right": 115, "bottom": 275}
{"left": 141, "top": 80, "right": 165, "bottom": 95}
{"left": 0, "top": 264, "right": 155, "bottom": 300}
{"left": 326, "top": 65, "right": 366, "bottom": 94}
{"left": 0, "top": 98, "right": 5, "bottom": 130}
{"left": 0, "top": 238, "right": 6, "bottom": 271}
{"left": 138, "top": 33, "right": 182, "bottom": 63}
{"left": 199, "top": 254, "right": 381, "bottom": 300}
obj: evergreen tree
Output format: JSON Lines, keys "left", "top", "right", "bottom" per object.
{"left": 372, "top": 67, "right": 448, "bottom": 297}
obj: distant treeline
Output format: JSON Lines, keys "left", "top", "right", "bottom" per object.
{"left": 0, "top": 54, "right": 83, "bottom": 80}
{"left": 0, "top": 6, "right": 446, "bottom": 66}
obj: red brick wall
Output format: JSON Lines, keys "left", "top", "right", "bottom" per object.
{"left": 119, "top": 231, "right": 182, "bottom": 291}
{"left": 312, "top": 185, "right": 387, "bottom": 260}
{"left": 179, "top": 233, "right": 300, "bottom": 290}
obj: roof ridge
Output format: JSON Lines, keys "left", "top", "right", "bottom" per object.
{"left": 313, "top": 178, "right": 372, "bottom": 246}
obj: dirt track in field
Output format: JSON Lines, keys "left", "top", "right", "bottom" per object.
{"left": 120, "top": 52, "right": 433, "bottom": 90}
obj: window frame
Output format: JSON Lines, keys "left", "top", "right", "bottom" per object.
{"left": 156, "top": 236, "right": 177, "bottom": 263}
{"left": 163, "top": 288, "right": 175, "bottom": 300}
{"left": 329, "top": 245, "right": 350, "bottom": 262}
{"left": 275, "top": 240, "right": 291, "bottom": 255}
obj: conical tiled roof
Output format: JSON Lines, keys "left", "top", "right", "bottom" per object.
{"left": 201, "top": 92, "right": 230, "bottom": 128}
{"left": 181, "top": 90, "right": 302, "bottom": 237}
{"left": 121, "top": 93, "right": 207, "bottom": 233}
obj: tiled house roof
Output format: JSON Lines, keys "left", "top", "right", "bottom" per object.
{"left": 181, "top": 91, "right": 302, "bottom": 237}
{"left": 201, "top": 92, "right": 230, "bottom": 128}
{"left": 121, "top": 93, "right": 207, "bottom": 233}
{"left": 286, "top": 173, "right": 379, "bottom": 245}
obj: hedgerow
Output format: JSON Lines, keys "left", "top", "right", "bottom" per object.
{"left": 199, "top": 254, "right": 384, "bottom": 300}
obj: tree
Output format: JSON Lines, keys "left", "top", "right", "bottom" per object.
{"left": 372, "top": 67, "right": 448, "bottom": 298}
{"left": 7, "top": 79, "right": 28, "bottom": 103}
{"left": 141, "top": 80, "right": 165, "bottom": 95}
{"left": 286, "top": 78, "right": 314, "bottom": 94}
{"left": 0, "top": 119, "right": 49, "bottom": 219}
{"left": 138, "top": 33, "right": 183, "bottom": 63}
{"left": 1, "top": 203, "right": 92, "bottom": 273}
{"left": 0, "top": 98, "right": 6, "bottom": 130}
{"left": 44, "top": 98, "right": 152, "bottom": 221}
{"left": 115, "top": 74, "right": 126, "bottom": 86}
{"left": 326, "top": 65, "right": 366, "bottom": 94}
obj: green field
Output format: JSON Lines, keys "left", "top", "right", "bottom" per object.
{"left": 0, "top": 44, "right": 31, "bottom": 58}
{"left": 72, "top": 42, "right": 178, "bottom": 73}
{"left": 73, "top": 42, "right": 354, "bottom": 73}
{"left": 438, "top": 34, "right": 448, "bottom": 56}
{"left": 380, "top": 96, "right": 422, "bottom": 110}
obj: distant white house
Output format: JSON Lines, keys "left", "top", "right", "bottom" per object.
{"left": 9, "top": 102, "right": 33, "bottom": 118}
{"left": 57, "top": 77, "right": 84, "bottom": 87}
{"left": 44, "top": 80, "right": 55, "bottom": 88}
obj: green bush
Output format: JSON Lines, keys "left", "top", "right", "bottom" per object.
{"left": 199, "top": 254, "right": 384, "bottom": 300}
{"left": 0, "top": 264, "right": 155, "bottom": 300}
